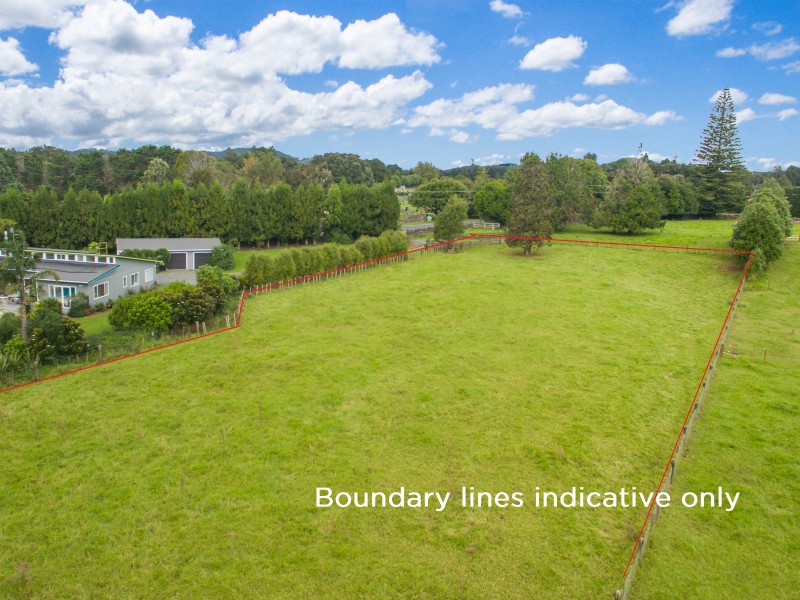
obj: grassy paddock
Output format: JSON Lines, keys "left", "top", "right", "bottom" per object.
{"left": 631, "top": 243, "right": 800, "bottom": 599}
{"left": 0, "top": 239, "right": 743, "bottom": 598}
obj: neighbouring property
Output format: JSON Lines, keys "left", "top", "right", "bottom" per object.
{"left": 2, "top": 248, "right": 159, "bottom": 309}
{"left": 116, "top": 237, "right": 221, "bottom": 270}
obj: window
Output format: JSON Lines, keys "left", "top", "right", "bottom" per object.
{"left": 145, "top": 268, "right": 154, "bottom": 282}
{"left": 122, "top": 275, "right": 128, "bottom": 288}
{"left": 55, "top": 253, "right": 67, "bottom": 260}
{"left": 93, "top": 282, "right": 109, "bottom": 299}
{"left": 130, "top": 272, "right": 139, "bottom": 287}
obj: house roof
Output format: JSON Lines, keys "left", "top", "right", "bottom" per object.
{"left": 116, "top": 238, "right": 221, "bottom": 252}
{"left": 34, "top": 260, "right": 118, "bottom": 285}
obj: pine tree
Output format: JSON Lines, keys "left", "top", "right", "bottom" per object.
{"left": 696, "top": 88, "right": 747, "bottom": 215}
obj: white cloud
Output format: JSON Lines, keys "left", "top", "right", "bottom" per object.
{"left": 716, "top": 47, "right": 747, "bottom": 58}
{"left": 778, "top": 108, "right": 799, "bottom": 120}
{"left": 339, "top": 13, "right": 441, "bottom": 69}
{"left": 752, "top": 21, "right": 782, "bottom": 36}
{"left": 783, "top": 61, "right": 800, "bottom": 74}
{"left": 411, "top": 87, "right": 680, "bottom": 141}
{"left": 736, "top": 108, "right": 758, "bottom": 123}
{"left": 497, "top": 100, "right": 681, "bottom": 139}
{"left": 520, "top": 35, "right": 587, "bottom": 72}
{"left": 758, "top": 92, "right": 796, "bottom": 105}
{"left": 490, "top": 0, "right": 523, "bottom": 19}
{"left": 409, "top": 83, "right": 534, "bottom": 130}
{"left": 508, "top": 35, "right": 531, "bottom": 46}
{"left": 747, "top": 157, "right": 800, "bottom": 171}
{"left": 709, "top": 88, "right": 748, "bottom": 105}
{"left": 584, "top": 63, "right": 634, "bottom": 85}
{"left": 666, "top": 0, "right": 733, "bottom": 37}
{"left": 0, "top": 2, "right": 440, "bottom": 148}
{"left": 567, "top": 93, "right": 590, "bottom": 102}
{"left": 449, "top": 129, "right": 476, "bottom": 143}
{"left": 717, "top": 38, "right": 800, "bottom": 61}
{"left": 749, "top": 38, "right": 800, "bottom": 61}
{"left": 0, "top": 37, "right": 38, "bottom": 75}
{"left": 0, "top": 0, "right": 84, "bottom": 30}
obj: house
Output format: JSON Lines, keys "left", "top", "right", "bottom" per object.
{"left": 21, "top": 249, "right": 159, "bottom": 309}
{"left": 116, "top": 238, "right": 221, "bottom": 270}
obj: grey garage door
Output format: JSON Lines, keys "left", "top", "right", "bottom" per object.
{"left": 194, "top": 252, "right": 211, "bottom": 268}
{"left": 167, "top": 252, "right": 187, "bottom": 269}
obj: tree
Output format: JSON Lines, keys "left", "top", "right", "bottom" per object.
{"left": 408, "top": 177, "right": 467, "bottom": 214}
{"left": 594, "top": 158, "right": 665, "bottom": 234}
{"left": 207, "top": 244, "right": 236, "bottom": 270}
{"left": 473, "top": 181, "right": 511, "bottom": 223}
{"left": 242, "top": 149, "right": 284, "bottom": 187}
{"left": 433, "top": 197, "right": 468, "bottom": 247}
{"left": 0, "top": 230, "right": 59, "bottom": 341}
{"left": 752, "top": 179, "right": 793, "bottom": 236}
{"left": 506, "top": 154, "right": 554, "bottom": 255}
{"left": 141, "top": 157, "right": 171, "bottom": 185}
{"left": 730, "top": 200, "right": 785, "bottom": 267}
{"left": 412, "top": 161, "right": 440, "bottom": 183}
{"left": 696, "top": 88, "right": 748, "bottom": 215}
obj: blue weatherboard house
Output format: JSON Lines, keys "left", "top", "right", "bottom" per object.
{"left": 7, "top": 248, "right": 159, "bottom": 310}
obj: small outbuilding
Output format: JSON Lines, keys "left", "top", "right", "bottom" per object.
{"left": 116, "top": 238, "right": 221, "bottom": 270}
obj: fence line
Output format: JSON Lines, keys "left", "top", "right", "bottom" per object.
{"left": 615, "top": 250, "right": 753, "bottom": 599}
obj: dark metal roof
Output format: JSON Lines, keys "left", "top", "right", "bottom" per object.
{"left": 34, "top": 260, "right": 117, "bottom": 285}
{"left": 116, "top": 238, "right": 221, "bottom": 252}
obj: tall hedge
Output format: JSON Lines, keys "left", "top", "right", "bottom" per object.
{"left": 242, "top": 232, "right": 408, "bottom": 288}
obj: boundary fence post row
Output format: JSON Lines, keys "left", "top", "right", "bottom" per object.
{"left": 615, "top": 249, "right": 752, "bottom": 599}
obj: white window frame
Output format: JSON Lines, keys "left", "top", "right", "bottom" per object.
{"left": 122, "top": 275, "right": 128, "bottom": 288}
{"left": 130, "top": 272, "right": 139, "bottom": 287}
{"left": 93, "top": 282, "right": 109, "bottom": 299}
{"left": 145, "top": 268, "right": 154, "bottom": 283}
{"left": 55, "top": 253, "right": 67, "bottom": 261}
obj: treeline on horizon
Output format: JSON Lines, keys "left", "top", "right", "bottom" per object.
{"left": 0, "top": 145, "right": 798, "bottom": 251}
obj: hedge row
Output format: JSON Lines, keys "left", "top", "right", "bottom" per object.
{"left": 242, "top": 230, "right": 408, "bottom": 288}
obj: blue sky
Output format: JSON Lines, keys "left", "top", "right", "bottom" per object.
{"left": 0, "top": 0, "right": 797, "bottom": 170}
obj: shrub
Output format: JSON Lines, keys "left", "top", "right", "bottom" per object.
{"left": 26, "top": 311, "right": 89, "bottom": 361}
{"left": 161, "top": 286, "right": 216, "bottom": 325}
{"left": 0, "top": 313, "right": 21, "bottom": 345}
{"left": 67, "top": 293, "right": 91, "bottom": 318}
{"left": 198, "top": 282, "right": 227, "bottom": 313}
{"left": 92, "top": 302, "right": 106, "bottom": 313}
{"left": 35, "top": 298, "right": 63, "bottom": 316}
{"left": 109, "top": 293, "right": 173, "bottom": 332}
{"left": 196, "top": 264, "right": 238, "bottom": 296}
{"left": 207, "top": 244, "right": 236, "bottom": 270}
{"left": 752, "top": 179, "right": 793, "bottom": 236}
{"left": 4, "top": 334, "right": 27, "bottom": 355}
{"left": 355, "top": 236, "right": 374, "bottom": 261}
{"left": 730, "top": 200, "right": 785, "bottom": 265}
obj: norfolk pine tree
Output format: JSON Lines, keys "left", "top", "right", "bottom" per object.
{"left": 696, "top": 88, "right": 748, "bottom": 215}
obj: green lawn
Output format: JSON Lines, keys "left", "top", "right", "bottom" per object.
{"left": 0, "top": 230, "right": 744, "bottom": 598}
{"left": 631, "top": 242, "right": 800, "bottom": 599}
{"left": 73, "top": 310, "right": 112, "bottom": 335}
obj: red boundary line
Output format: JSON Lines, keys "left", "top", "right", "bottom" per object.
{"left": 0, "top": 231, "right": 754, "bottom": 583}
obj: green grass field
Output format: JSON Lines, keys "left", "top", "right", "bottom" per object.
{"left": 631, "top": 242, "right": 800, "bottom": 599}
{"left": 73, "top": 310, "right": 112, "bottom": 335}
{"left": 0, "top": 226, "right": 746, "bottom": 598}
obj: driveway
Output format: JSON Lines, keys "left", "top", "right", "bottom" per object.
{"left": 156, "top": 269, "right": 197, "bottom": 285}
